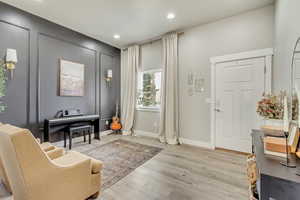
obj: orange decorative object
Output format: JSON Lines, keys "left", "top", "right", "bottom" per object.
{"left": 110, "top": 116, "right": 122, "bottom": 131}
{"left": 110, "top": 103, "right": 122, "bottom": 131}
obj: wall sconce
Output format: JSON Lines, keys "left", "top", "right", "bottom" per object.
{"left": 6, "top": 49, "right": 18, "bottom": 79}
{"left": 105, "top": 69, "right": 113, "bottom": 87}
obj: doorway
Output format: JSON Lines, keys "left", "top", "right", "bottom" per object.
{"left": 210, "top": 49, "right": 273, "bottom": 153}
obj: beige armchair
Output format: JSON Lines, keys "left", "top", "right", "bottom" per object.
{"left": 0, "top": 124, "right": 102, "bottom": 200}
{"left": 0, "top": 141, "right": 65, "bottom": 193}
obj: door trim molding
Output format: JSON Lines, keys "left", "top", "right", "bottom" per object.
{"left": 209, "top": 48, "right": 273, "bottom": 64}
{"left": 210, "top": 48, "right": 273, "bottom": 150}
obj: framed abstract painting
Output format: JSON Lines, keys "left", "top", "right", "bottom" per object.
{"left": 59, "top": 59, "right": 84, "bottom": 96}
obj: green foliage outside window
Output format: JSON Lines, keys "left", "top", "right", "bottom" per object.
{"left": 137, "top": 71, "right": 161, "bottom": 108}
{"left": 141, "top": 73, "right": 158, "bottom": 107}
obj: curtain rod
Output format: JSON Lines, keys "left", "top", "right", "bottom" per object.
{"left": 122, "top": 32, "right": 184, "bottom": 51}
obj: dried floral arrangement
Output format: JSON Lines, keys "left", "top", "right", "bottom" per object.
{"left": 256, "top": 92, "right": 285, "bottom": 120}
{"left": 292, "top": 92, "right": 298, "bottom": 120}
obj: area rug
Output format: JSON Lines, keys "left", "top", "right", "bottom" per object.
{"left": 80, "top": 139, "right": 162, "bottom": 190}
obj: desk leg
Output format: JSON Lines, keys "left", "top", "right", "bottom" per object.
{"left": 94, "top": 119, "right": 100, "bottom": 140}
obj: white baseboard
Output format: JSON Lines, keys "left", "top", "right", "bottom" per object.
{"left": 179, "top": 138, "right": 214, "bottom": 150}
{"left": 133, "top": 130, "right": 159, "bottom": 138}
{"left": 100, "top": 130, "right": 113, "bottom": 136}
{"left": 133, "top": 130, "right": 214, "bottom": 150}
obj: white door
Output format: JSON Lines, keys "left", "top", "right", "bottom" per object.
{"left": 215, "top": 57, "right": 266, "bottom": 153}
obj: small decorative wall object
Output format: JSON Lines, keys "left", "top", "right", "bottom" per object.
{"left": 188, "top": 72, "right": 194, "bottom": 85}
{"left": 5, "top": 49, "right": 17, "bottom": 79}
{"left": 60, "top": 59, "right": 84, "bottom": 96}
{"left": 105, "top": 69, "right": 113, "bottom": 87}
{"left": 194, "top": 75, "right": 205, "bottom": 93}
{"left": 187, "top": 72, "right": 205, "bottom": 95}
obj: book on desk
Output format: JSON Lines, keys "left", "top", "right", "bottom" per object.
{"left": 262, "top": 124, "right": 299, "bottom": 158}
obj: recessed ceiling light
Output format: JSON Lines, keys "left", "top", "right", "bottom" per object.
{"left": 167, "top": 13, "right": 175, "bottom": 20}
{"left": 114, "top": 34, "right": 120, "bottom": 39}
{"left": 33, "top": 0, "right": 43, "bottom": 2}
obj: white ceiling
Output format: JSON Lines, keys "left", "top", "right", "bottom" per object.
{"left": 1, "top": 0, "right": 274, "bottom": 48}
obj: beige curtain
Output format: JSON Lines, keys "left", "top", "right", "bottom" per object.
{"left": 120, "top": 45, "right": 139, "bottom": 135}
{"left": 159, "top": 33, "right": 179, "bottom": 144}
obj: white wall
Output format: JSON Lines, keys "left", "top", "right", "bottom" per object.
{"left": 273, "top": 0, "right": 300, "bottom": 92}
{"left": 134, "top": 111, "right": 160, "bottom": 133}
{"left": 134, "top": 5, "right": 275, "bottom": 143}
{"left": 179, "top": 5, "right": 274, "bottom": 143}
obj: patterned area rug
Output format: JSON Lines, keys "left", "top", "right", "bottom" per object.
{"left": 80, "top": 139, "right": 162, "bottom": 190}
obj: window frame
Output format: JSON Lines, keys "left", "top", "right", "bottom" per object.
{"left": 136, "top": 68, "right": 162, "bottom": 112}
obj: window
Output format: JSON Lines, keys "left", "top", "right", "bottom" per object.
{"left": 137, "top": 69, "right": 162, "bottom": 111}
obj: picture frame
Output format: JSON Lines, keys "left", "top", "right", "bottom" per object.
{"left": 59, "top": 59, "right": 85, "bottom": 97}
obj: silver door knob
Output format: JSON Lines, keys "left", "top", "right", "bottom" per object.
{"left": 215, "top": 108, "right": 221, "bottom": 112}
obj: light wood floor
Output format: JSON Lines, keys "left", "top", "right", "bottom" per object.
{"left": 0, "top": 134, "right": 249, "bottom": 200}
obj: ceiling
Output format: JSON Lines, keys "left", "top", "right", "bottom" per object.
{"left": 1, "top": 0, "right": 274, "bottom": 48}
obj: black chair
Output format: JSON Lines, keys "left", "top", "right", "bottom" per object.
{"left": 64, "top": 125, "right": 92, "bottom": 149}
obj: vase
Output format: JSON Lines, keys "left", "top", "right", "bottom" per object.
{"left": 264, "top": 119, "right": 283, "bottom": 127}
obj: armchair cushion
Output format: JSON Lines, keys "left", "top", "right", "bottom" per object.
{"left": 53, "top": 151, "right": 103, "bottom": 174}
{"left": 46, "top": 147, "right": 64, "bottom": 160}
{"left": 40, "top": 142, "right": 55, "bottom": 152}
{"left": 36, "top": 138, "right": 55, "bottom": 152}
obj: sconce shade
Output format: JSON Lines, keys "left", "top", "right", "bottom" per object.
{"left": 107, "top": 69, "right": 113, "bottom": 78}
{"left": 6, "top": 49, "right": 18, "bottom": 63}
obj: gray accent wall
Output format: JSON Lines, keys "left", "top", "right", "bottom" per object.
{"left": 273, "top": 0, "right": 300, "bottom": 92}
{"left": 0, "top": 2, "right": 120, "bottom": 138}
{"left": 100, "top": 53, "right": 121, "bottom": 130}
{"left": 0, "top": 21, "right": 29, "bottom": 127}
